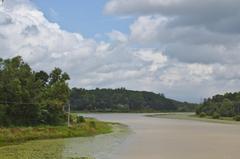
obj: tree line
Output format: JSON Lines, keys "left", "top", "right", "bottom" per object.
{"left": 0, "top": 56, "right": 70, "bottom": 126}
{"left": 0, "top": 56, "right": 196, "bottom": 127}
{"left": 70, "top": 88, "right": 196, "bottom": 112}
{"left": 196, "top": 92, "right": 240, "bottom": 120}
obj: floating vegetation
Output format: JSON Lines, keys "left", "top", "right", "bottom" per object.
{"left": 0, "top": 123, "right": 129, "bottom": 159}
{"left": 0, "top": 139, "right": 64, "bottom": 159}
{"left": 67, "top": 157, "right": 94, "bottom": 159}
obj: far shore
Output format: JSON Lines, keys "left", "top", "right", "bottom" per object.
{"left": 147, "top": 113, "right": 240, "bottom": 124}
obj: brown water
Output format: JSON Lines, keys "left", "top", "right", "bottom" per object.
{"left": 2, "top": 114, "right": 240, "bottom": 159}
{"left": 85, "top": 113, "right": 240, "bottom": 159}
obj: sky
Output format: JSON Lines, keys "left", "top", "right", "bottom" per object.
{"left": 1, "top": 0, "right": 240, "bottom": 102}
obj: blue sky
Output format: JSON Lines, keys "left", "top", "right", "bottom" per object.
{"left": 34, "top": 0, "right": 133, "bottom": 38}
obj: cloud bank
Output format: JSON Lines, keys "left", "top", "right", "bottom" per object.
{"left": 1, "top": 0, "right": 240, "bottom": 102}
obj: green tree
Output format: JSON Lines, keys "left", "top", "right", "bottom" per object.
{"left": 35, "top": 71, "right": 49, "bottom": 86}
{"left": 0, "top": 56, "right": 42, "bottom": 125}
{"left": 42, "top": 68, "right": 70, "bottom": 125}
{"left": 0, "top": 57, "right": 70, "bottom": 126}
{"left": 219, "top": 99, "right": 234, "bottom": 117}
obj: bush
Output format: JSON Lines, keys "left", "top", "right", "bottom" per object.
{"left": 212, "top": 112, "right": 220, "bottom": 119}
{"left": 199, "top": 112, "right": 207, "bottom": 118}
{"left": 89, "top": 121, "right": 96, "bottom": 129}
{"left": 0, "top": 104, "right": 11, "bottom": 127}
{"left": 234, "top": 115, "right": 240, "bottom": 121}
{"left": 77, "top": 116, "right": 86, "bottom": 123}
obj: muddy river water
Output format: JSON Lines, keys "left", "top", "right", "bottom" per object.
{"left": 85, "top": 113, "right": 240, "bottom": 159}
{"left": 1, "top": 113, "right": 240, "bottom": 159}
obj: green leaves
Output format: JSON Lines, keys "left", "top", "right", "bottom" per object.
{"left": 70, "top": 88, "right": 195, "bottom": 112}
{"left": 198, "top": 92, "right": 240, "bottom": 119}
{"left": 0, "top": 56, "right": 70, "bottom": 126}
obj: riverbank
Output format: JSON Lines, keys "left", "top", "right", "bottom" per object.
{"left": 147, "top": 113, "right": 240, "bottom": 124}
{"left": 0, "top": 119, "right": 129, "bottom": 159}
{"left": 0, "top": 118, "right": 113, "bottom": 147}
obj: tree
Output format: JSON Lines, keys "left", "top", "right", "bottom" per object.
{"left": 0, "top": 56, "right": 42, "bottom": 125}
{"left": 35, "top": 71, "right": 49, "bottom": 86}
{"left": 197, "top": 92, "right": 240, "bottom": 118}
{"left": 0, "top": 57, "right": 70, "bottom": 126}
{"left": 70, "top": 88, "right": 195, "bottom": 112}
{"left": 42, "top": 68, "right": 70, "bottom": 125}
{"left": 219, "top": 99, "right": 234, "bottom": 117}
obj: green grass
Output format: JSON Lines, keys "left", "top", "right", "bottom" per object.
{"left": 0, "top": 139, "right": 95, "bottom": 159}
{"left": 0, "top": 119, "right": 112, "bottom": 147}
{"left": 0, "top": 139, "right": 65, "bottom": 159}
{"left": 147, "top": 113, "right": 240, "bottom": 124}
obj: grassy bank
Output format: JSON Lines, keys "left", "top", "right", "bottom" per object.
{"left": 0, "top": 121, "right": 128, "bottom": 159}
{"left": 147, "top": 113, "right": 240, "bottom": 124}
{"left": 0, "top": 118, "right": 112, "bottom": 147}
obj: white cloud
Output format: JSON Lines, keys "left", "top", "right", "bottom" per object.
{"left": 107, "top": 30, "right": 128, "bottom": 42}
{"left": 134, "top": 49, "right": 167, "bottom": 72}
{"left": 130, "top": 16, "right": 168, "bottom": 44}
{"left": 106, "top": 0, "right": 240, "bottom": 64}
{"left": 1, "top": 0, "right": 240, "bottom": 102}
{"left": 129, "top": 15, "right": 240, "bottom": 64}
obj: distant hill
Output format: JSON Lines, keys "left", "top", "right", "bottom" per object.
{"left": 197, "top": 92, "right": 240, "bottom": 119}
{"left": 70, "top": 88, "right": 196, "bottom": 112}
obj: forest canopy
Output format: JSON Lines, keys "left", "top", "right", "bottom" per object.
{"left": 196, "top": 92, "right": 240, "bottom": 120}
{"left": 70, "top": 88, "right": 196, "bottom": 112}
{"left": 0, "top": 56, "right": 70, "bottom": 126}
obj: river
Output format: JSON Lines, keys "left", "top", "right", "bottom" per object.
{"left": 85, "top": 113, "right": 240, "bottom": 159}
{"left": 1, "top": 113, "right": 240, "bottom": 159}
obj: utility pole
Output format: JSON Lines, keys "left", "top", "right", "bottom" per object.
{"left": 67, "top": 101, "right": 71, "bottom": 127}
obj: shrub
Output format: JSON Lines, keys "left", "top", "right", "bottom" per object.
{"left": 89, "top": 121, "right": 96, "bottom": 129}
{"left": 212, "top": 112, "right": 220, "bottom": 119}
{"left": 77, "top": 116, "right": 86, "bottom": 123}
{"left": 234, "top": 115, "right": 240, "bottom": 121}
{"left": 199, "top": 112, "right": 207, "bottom": 118}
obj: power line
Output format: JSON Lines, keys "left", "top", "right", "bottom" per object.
{"left": 67, "top": 101, "right": 71, "bottom": 127}
{"left": 0, "top": 101, "right": 40, "bottom": 105}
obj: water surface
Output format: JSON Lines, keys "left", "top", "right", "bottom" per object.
{"left": 85, "top": 113, "right": 240, "bottom": 159}
{"left": 1, "top": 113, "right": 240, "bottom": 159}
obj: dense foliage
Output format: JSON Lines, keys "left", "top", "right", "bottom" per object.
{"left": 196, "top": 92, "right": 240, "bottom": 120}
{"left": 0, "top": 56, "right": 70, "bottom": 126}
{"left": 70, "top": 88, "right": 196, "bottom": 112}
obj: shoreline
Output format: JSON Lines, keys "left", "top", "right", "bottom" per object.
{"left": 0, "top": 120, "right": 129, "bottom": 159}
{"left": 0, "top": 119, "right": 114, "bottom": 147}
{"left": 147, "top": 113, "right": 240, "bottom": 124}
